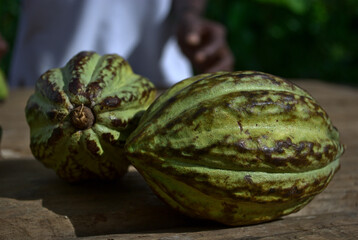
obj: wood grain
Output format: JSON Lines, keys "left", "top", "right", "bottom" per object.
{"left": 0, "top": 80, "right": 357, "bottom": 240}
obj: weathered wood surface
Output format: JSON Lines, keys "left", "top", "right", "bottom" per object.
{"left": 0, "top": 80, "right": 357, "bottom": 240}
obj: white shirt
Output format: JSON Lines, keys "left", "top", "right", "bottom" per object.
{"left": 9, "top": 0, "right": 192, "bottom": 88}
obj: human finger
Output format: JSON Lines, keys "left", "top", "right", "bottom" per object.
{"left": 201, "top": 48, "right": 235, "bottom": 73}
{"left": 193, "top": 22, "right": 226, "bottom": 63}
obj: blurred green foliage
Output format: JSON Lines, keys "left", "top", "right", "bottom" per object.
{"left": 0, "top": 0, "right": 357, "bottom": 85}
{"left": 0, "top": 0, "right": 20, "bottom": 78}
{"left": 206, "top": 0, "right": 358, "bottom": 85}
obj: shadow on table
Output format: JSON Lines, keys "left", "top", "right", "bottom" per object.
{"left": 0, "top": 159, "right": 222, "bottom": 237}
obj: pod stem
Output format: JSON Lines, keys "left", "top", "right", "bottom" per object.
{"left": 70, "top": 104, "right": 95, "bottom": 130}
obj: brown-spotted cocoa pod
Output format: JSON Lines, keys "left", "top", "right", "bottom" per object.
{"left": 125, "top": 71, "right": 344, "bottom": 225}
{"left": 25, "top": 51, "right": 156, "bottom": 182}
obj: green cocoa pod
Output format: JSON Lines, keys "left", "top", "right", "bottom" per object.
{"left": 0, "top": 126, "right": 2, "bottom": 160}
{"left": 125, "top": 71, "right": 344, "bottom": 225}
{"left": 0, "top": 69, "right": 9, "bottom": 102}
{"left": 26, "top": 51, "right": 156, "bottom": 182}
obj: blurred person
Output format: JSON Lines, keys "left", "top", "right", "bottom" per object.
{"left": 8, "top": 0, "right": 233, "bottom": 88}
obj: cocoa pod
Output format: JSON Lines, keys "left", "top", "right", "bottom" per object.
{"left": 25, "top": 51, "right": 156, "bottom": 182}
{"left": 125, "top": 71, "right": 344, "bottom": 225}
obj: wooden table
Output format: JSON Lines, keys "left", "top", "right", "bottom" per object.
{"left": 0, "top": 80, "right": 357, "bottom": 240}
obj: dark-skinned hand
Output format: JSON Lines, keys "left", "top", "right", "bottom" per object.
{"left": 177, "top": 14, "right": 234, "bottom": 73}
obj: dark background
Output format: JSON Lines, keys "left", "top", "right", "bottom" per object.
{"left": 1, "top": 0, "right": 357, "bottom": 86}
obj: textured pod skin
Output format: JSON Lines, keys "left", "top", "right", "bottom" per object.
{"left": 26, "top": 51, "right": 156, "bottom": 182}
{"left": 125, "top": 71, "right": 344, "bottom": 225}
